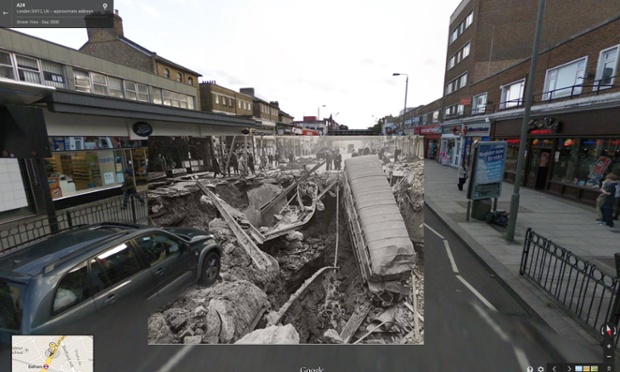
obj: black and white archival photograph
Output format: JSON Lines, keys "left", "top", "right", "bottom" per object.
{"left": 146, "top": 134, "right": 424, "bottom": 345}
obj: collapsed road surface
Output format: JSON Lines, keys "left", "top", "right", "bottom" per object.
{"left": 147, "top": 155, "right": 424, "bottom": 344}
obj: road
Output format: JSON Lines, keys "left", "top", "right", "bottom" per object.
{"left": 0, "top": 207, "right": 606, "bottom": 372}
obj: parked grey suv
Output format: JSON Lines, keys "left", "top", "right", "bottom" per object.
{"left": 0, "top": 222, "right": 221, "bottom": 344}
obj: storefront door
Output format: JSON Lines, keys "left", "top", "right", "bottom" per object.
{"left": 526, "top": 148, "right": 552, "bottom": 190}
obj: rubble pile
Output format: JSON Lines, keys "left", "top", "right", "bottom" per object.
{"left": 147, "top": 158, "right": 424, "bottom": 344}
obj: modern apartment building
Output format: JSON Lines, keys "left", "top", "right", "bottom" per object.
{"left": 407, "top": 0, "right": 620, "bottom": 206}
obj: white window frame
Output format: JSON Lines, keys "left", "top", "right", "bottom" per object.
{"left": 150, "top": 87, "right": 162, "bottom": 104}
{"left": 187, "top": 95, "right": 195, "bottom": 110}
{"left": 91, "top": 73, "right": 108, "bottom": 95}
{"left": 41, "top": 60, "right": 65, "bottom": 88}
{"left": 107, "top": 77, "right": 123, "bottom": 98}
{"left": 542, "top": 56, "right": 587, "bottom": 100}
{"left": 432, "top": 110, "right": 439, "bottom": 122}
{"left": 73, "top": 69, "right": 92, "bottom": 93}
{"left": 215, "top": 94, "right": 219, "bottom": 104}
{"left": 594, "top": 44, "right": 619, "bottom": 90}
{"left": 15, "top": 54, "right": 41, "bottom": 84}
{"left": 500, "top": 79, "right": 525, "bottom": 109}
{"left": 448, "top": 55, "right": 456, "bottom": 70}
{"left": 0, "top": 50, "right": 15, "bottom": 80}
{"left": 472, "top": 92, "right": 487, "bottom": 115}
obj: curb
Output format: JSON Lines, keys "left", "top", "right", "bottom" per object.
{"left": 425, "top": 195, "right": 605, "bottom": 361}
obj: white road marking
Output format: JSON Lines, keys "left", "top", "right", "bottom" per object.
{"left": 443, "top": 240, "right": 459, "bottom": 273}
{"left": 472, "top": 303, "right": 530, "bottom": 371}
{"left": 423, "top": 222, "right": 445, "bottom": 240}
{"left": 457, "top": 274, "right": 497, "bottom": 311}
{"left": 155, "top": 345, "right": 193, "bottom": 372}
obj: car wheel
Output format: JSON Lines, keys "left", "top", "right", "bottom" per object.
{"left": 199, "top": 251, "right": 220, "bottom": 286}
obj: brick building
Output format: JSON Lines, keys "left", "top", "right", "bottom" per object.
{"left": 80, "top": 9, "right": 202, "bottom": 105}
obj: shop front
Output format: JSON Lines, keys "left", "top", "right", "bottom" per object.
{"left": 45, "top": 136, "right": 148, "bottom": 201}
{"left": 492, "top": 108, "right": 620, "bottom": 204}
{"left": 440, "top": 124, "right": 463, "bottom": 167}
{"left": 416, "top": 124, "right": 441, "bottom": 160}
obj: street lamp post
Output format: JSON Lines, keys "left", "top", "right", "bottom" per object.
{"left": 393, "top": 73, "right": 409, "bottom": 133}
{"left": 317, "top": 104, "right": 326, "bottom": 120}
{"left": 505, "top": 0, "right": 546, "bottom": 242}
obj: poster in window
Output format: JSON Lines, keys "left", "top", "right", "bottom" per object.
{"left": 539, "top": 152, "right": 550, "bottom": 167}
{"left": 104, "top": 172, "right": 115, "bottom": 185}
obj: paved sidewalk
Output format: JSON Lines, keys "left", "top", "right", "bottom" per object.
{"left": 424, "top": 159, "right": 620, "bottom": 353}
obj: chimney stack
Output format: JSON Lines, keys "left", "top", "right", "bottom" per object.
{"left": 240, "top": 87, "right": 255, "bottom": 97}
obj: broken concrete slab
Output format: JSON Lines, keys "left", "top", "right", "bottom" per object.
{"left": 234, "top": 324, "right": 300, "bottom": 344}
{"left": 147, "top": 313, "right": 176, "bottom": 344}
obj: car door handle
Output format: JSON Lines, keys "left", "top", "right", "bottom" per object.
{"left": 156, "top": 267, "right": 165, "bottom": 275}
{"left": 103, "top": 294, "right": 117, "bottom": 305}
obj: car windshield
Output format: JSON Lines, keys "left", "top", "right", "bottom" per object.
{"left": 0, "top": 280, "right": 24, "bottom": 332}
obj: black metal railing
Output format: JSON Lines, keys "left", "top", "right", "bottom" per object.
{"left": 520, "top": 228, "right": 620, "bottom": 346}
{"left": 0, "top": 192, "right": 148, "bottom": 255}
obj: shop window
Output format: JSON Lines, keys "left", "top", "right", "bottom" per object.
{"left": 500, "top": 79, "right": 525, "bottom": 109}
{"left": 15, "top": 55, "right": 41, "bottom": 84}
{"left": 74, "top": 70, "right": 91, "bottom": 93}
{"left": 0, "top": 50, "right": 15, "bottom": 79}
{"left": 543, "top": 57, "right": 587, "bottom": 100}
{"left": 595, "top": 45, "right": 619, "bottom": 90}
{"left": 552, "top": 138, "right": 620, "bottom": 188}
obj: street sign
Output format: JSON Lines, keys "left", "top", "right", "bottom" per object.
{"left": 467, "top": 141, "right": 508, "bottom": 200}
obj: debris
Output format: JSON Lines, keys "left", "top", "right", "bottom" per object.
{"left": 266, "top": 266, "right": 339, "bottom": 327}
{"left": 183, "top": 335, "right": 202, "bottom": 344}
{"left": 286, "top": 231, "right": 304, "bottom": 241}
{"left": 339, "top": 304, "right": 372, "bottom": 343}
{"left": 235, "top": 324, "right": 300, "bottom": 344}
{"left": 323, "top": 329, "right": 343, "bottom": 344}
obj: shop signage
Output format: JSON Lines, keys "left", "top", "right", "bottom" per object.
{"left": 528, "top": 117, "right": 560, "bottom": 134}
{"left": 420, "top": 125, "right": 442, "bottom": 135}
{"left": 467, "top": 141, "right": 508, "bottom": 200}
{"left": 463, "top": 123, "right": 490, "bottom": 136}
{"left": 132, "top": 121, "right": 153, "bottom": 137}
{"left": 451, "top": 125, "right": 461, "bottom": 136}
{"left": 588, "top": 156, "right": 612, "bottom": 182}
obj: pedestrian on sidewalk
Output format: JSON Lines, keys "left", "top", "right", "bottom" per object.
{"left": 457, "top": 161, "right": 468, "bottom": 191}
{"left": 121, "top": 171, "right": 144, "bottom": 209}
{"left": 596, "top": 176, "right": 612, "bottom": 222}
{"left": 599, "top": 173, "right": 619, "bottom": 228}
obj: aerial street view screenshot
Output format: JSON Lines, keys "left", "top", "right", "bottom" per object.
{"left": 1, "top": 0, "right": 620, "bottom": 371}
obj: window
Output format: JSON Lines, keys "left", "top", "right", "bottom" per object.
{"left": 171, "top": 91, "right": 181, "bottom": 107}
{"left": 41, "top": 60, "right": 65, "bottom": 88}
{"left": 0, "top": 50, "right": 15, "bottom": 79}
{"left": 163, "top": 90, "right": 172, "bottom": 106}
{"left": 53, "top": 264, "right": 89, "bottom": 315}
{"left": 465, "top": 12, "right": 473, "bottom": 28}
{"left": 448, "top": 56, "right": 456, "bottom": 70}
{"left": 472, "top": 93, "right": 487, "bottom": 114}
{"left": 500, "top": 79, "right": 525, "bottom": 109}
{"left": 238, "top": 100, "right": 242, "bottom": 109}
{"left": 444, "top": 104, "right": 465, "bottom": 118}
{"left": 215, "top": 94, "right": 219, "bottom": 104}
{"left": 133, "top": 233, "right": 181, "bottom": 267}
{"left": 151, "top": 87, "right": 162, "bottom": 104}
{"left": 73, "top": 70, "right": 91, "bottom": 93}
{"left": 446, "top": 72, "right": 468, "bottom": 94}
{"left": 108, "top": 77, "right": 123, "bottom": 98}
{"left": 16, "top": 55, "right": 41, "bottom": 84}
{"left": 176, "top": 72, "right": 182, "bottom": 82}
{"left": 187, "top": 95, "right": 195, "bottom": 110}
{"left": 432, "top": 110, "right": 439, "bottom": 122}
{"left": 595, "top": 45, "right": 619, "bottom": 89}
{"left": 164, "top": 68, "right": 170, "bottom": 78}
{"left": 450, "top": 29, "right": 458, "bottom": 43}
{"left": 89, "top": 243, "right": 142, "bottom": 293}
{"left": 92, "top": 73, "right": 108, "bottom": 95}
{"left": 124, "top": 81, "right": 149, "bottom": 102}
{"left": 179, "top": 93, "right": 188, "bottom": 109}
{"left": 463, "top": 43, "right": 470, "bottom": 58}
{"left": 188, "top": 77, "right": 193, "bottom": 86}
{"left": 221, "top": 96, "right": 227, "bottom": 106}
{"left": 422, "top": 114, "right": 428, "bottom": 125}
{"left": 543, "top": 57, "right": 587, "bottom": 100}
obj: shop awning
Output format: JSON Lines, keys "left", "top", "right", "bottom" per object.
{"left": 46, "top": 90, "right": 260, "bottom": 128}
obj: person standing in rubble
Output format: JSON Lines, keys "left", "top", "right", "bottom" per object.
{"left": 248, "top": 153, "right": 256, "bottom": 175}
{"left": 275, "top": 151, "right": 280, "bottom": 166}
{"left": 238, "top": 152, "right": 248, "bottom": 175}
{"left": 230, "top": 152, "right": 239, "bottom": 175}
{"left": 335, "top": 150, "right": 342, "bottom": 170}
{"left": 325, "top": 150, "right": 333, "bottom": 170}
{"left": 268, "top": 153, "right": 273, "bottom": 168}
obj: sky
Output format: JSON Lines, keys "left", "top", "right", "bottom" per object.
{"left": 14, "top": 0, "right": 463, "bottom": 129}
